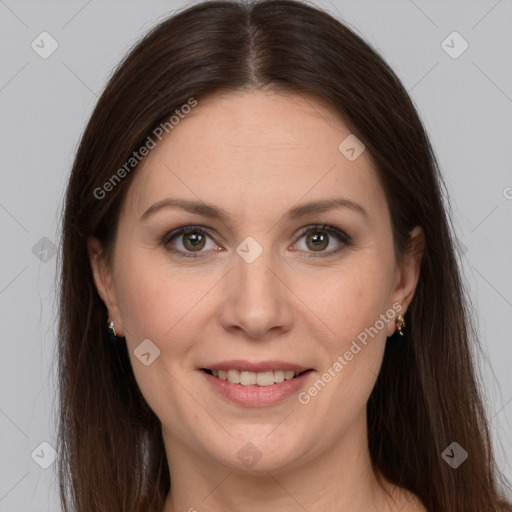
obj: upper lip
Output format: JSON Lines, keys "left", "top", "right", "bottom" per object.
{"left": 202, "top": 360, "right": 312, "bottom": 373}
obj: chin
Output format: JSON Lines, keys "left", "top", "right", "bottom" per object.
{"left": 207, "top": 432, "right": 307, "bottom": 473}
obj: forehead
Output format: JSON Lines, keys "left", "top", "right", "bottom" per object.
{"left": 123, "top": 90, "right": 386, "bottom": 224}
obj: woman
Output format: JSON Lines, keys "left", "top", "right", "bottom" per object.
{"left": 56, "top": 0, "right": 512, "bottom": 510}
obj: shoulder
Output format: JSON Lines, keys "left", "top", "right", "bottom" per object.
{"left": 380, "top": 479, "right": 427, "bottom": 512}
{"left": 396, "top": 488, "right": 428, "bottom": 512}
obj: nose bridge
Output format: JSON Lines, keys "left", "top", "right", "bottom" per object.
{"left": 235, "top": 233, "right": 280, "bottom": 303}
{"left": 219, "top": 233, "right": 292, "bottom": 336}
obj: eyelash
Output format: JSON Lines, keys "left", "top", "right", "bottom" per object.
{"left": 161, "top": 223, "right": 352, "bottom": 259}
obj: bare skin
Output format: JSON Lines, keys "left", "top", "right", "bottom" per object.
{"left": 88, "top": 90, "right": 426, "bottom": 511}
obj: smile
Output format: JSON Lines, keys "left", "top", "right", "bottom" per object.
{"left": 203, "top": 368, "right": 307, "bottom": 386}
{"left": 201, "top": 367, "right": 314, "bottom": 407}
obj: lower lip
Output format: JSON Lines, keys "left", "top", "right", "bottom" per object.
{"left": 201, "top": 370, "right": 314, "bottom": 407}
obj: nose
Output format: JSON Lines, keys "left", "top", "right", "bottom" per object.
{"left": 217, "top": 243, "right": 294, "bottom": 340}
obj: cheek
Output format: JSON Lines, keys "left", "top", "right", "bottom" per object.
{"left": 301, "top": 275, "right": 390, "bottom": 431}
{"left": 113, "top": 246, "right": 218, "bottom": 348}
{"left": 299, "top": 257, "right": 393, "bottom": 413}
{"left": 308, "top": 259, "right": 393, "bottom": 349}
{"left": 112, "top": 249, "right": 209, "bottom": 430}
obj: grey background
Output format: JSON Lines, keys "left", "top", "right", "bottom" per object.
{"left": 1, "top": 0, "right": 511, "bottom": 510}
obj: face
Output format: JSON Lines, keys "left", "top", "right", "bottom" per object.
{"left": 89, "top": 90, "right": 423, "bottom": 474}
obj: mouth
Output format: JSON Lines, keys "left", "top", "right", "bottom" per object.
{"left": 201, "top": 366, "right": 315, "bottom": 407}
{"left": 201, "top": 368, "right": 312, "bottom": 387}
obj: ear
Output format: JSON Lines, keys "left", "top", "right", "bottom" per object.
{"left": 87, "top": 236, "right": 124, "bottom": 337}
{"left": 387, "top": 225, "right": 425, "bottom": 336}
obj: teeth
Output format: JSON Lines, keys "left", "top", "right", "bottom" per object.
{"left": 211, "top": 369, "right": 301, "bottom": 386}
{"left": 274, "top": 370, "right": 285, "bottom": 383}
{"left": 240, "top": 371, "right": 257, "bottom": 385}
{"left": 227, "top": 369, "right": 240, "bottom": 384}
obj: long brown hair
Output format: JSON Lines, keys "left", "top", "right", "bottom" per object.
{"left": 56, "top": 1, "right": 512, "bottom": 510}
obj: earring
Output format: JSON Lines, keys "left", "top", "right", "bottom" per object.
{"left": 396, "top": 313, "right": 405, "bottom": 336}
{"left": 108, "top": 319, "right": 117, "bottom": 337}
{"left": 107, "top": 318, "right": 123, "bottom": 340}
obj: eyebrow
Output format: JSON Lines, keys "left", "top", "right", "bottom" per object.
{"left": 140, "top": 197, "right": 368, "bottom": 222}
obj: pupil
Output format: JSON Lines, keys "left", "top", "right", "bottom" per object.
{"left": 309, "top": 232, "right": 327, "bottom": 250}
{"left": 184, "top": 232, "right": 205, "bottom": 251}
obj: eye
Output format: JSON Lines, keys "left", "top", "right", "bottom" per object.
{"left": 163, "top": 225, "right": 219, "bottom": 258}
{"left": 162, "top": 223, "right": 351, "bottom": 259}
{"left": 291, "top": 223, "right": 351, "bottom": 258}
